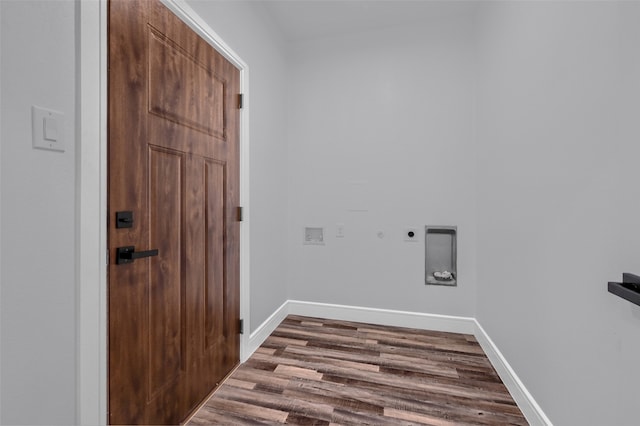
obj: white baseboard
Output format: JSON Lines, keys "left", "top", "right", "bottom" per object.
{"left": 474, "top": 320, "right": 552, "bottom": 426}
{"left": 287, "top": 300, "right": 476, "bottom": 335}
{"left": 244, "top": 300, "right": 289, "bottom": 362}
{"left": 246, "top": 300, "right": 551, "bottom": 426}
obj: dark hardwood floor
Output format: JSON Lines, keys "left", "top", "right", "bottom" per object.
{"left": 187, "top": 315, "right": 528, "bottom": 425}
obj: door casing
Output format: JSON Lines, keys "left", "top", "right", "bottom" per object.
{"left": 77, "top": 1, "right": 250, "bottom": 424}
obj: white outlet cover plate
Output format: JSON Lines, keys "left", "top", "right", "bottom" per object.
{"left": 32, "top": 106, "right": 65, "bottom": 152}
{"left": 304, "top": 227, "right": 325, "bottom": 245}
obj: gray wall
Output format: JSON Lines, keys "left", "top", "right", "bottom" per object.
{"left": 286, "top": 16, "right": 478, "bottom": 316}
{"left": 475, "top": 2, "right": 640, "bottom": 424}
{"left": 0, "top": 1, "right": 77, "bottom": 424}
{"left": 286, "top": 3, "right": 640, "bottom": 423}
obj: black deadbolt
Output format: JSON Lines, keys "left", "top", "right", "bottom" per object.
{"left": 116, "top": 211, "right": 133, "bottom": 229}
{"left": 408, "top": 231, "right": 415, "bottom": 238}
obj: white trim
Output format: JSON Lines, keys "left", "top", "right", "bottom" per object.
{"left": 77, "top": 0, "right": 107, "bottom": 424}
{"left": 77, "top": 1, "right": 250, "bottom": 425}
{"left": 287, "top": 300, "right": 477, "bottom": 335}
{"left": 160, "top": 0, "right": 247, "bottom": 71}
{"left": 0, "top": 0, "right": 3, "bottom": 420}
{"left": 474, "top": 320, "right": 553, "bottom": 426}
{"left": 245, "top": 301, "right": 290, "bottom": 361}
{"left": 243, "top": 300, "right": 477, "bottom": 361}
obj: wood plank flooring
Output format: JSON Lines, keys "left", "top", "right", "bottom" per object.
{"left": 188, "top": 315, "right": 528, "bottom": 425}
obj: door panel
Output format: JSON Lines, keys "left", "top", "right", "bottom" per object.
{"left": 204, "top": 160, "right": 226, "bottom": 350}
{"left": 108, "top": 0, "right": 240, "bottom": 424}
{"left": 148, "top": 29, "right": 226, "bottom": 138}
{"left": 148, "top": 147, "right": 184, "bottom": 399}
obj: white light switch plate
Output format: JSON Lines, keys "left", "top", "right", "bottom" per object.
{"left": 32, "top": 106, "right": 65, "bottom": 152}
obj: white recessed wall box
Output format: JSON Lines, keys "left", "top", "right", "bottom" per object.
{"left": 425, "top": 225, "right": 457, "bottom": 286}
{"left": 32, "top": 106, "right": 65, "bottom": 152}
{"left": 304, "top": 227, "right": 325, "bottom": 245}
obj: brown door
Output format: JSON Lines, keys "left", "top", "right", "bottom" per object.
{"left": 107, "top": 0, "right": 241, "bottom": 424}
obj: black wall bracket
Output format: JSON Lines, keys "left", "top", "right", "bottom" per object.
{"left": 608, "top": 273, "right": 640, "bottom": 307}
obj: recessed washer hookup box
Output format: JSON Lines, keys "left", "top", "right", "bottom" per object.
{"left": 425, "top": 226, "right": 457, "bottom": 286}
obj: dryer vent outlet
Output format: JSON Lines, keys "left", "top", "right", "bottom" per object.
{"left": 404, "top": 228, "right": 420, "bottom": 242}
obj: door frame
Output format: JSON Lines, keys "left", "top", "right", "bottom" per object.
{"left": 77, "top": 1, "right": 251, "bottom": 424}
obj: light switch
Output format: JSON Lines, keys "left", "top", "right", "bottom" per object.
{"left": 44, "top": 117, "right": 58, "bottom": 141}
{"left": 32, "top": 106, "right": 65, "bottom": 152}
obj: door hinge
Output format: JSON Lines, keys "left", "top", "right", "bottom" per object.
{"left": 239, "top": 319, "right": 245, "bottom": 335}
{"left": 237, "top": 206, "right": 244, "bottom": 222}
{"left": 238, "top": 93, "right": 243, "bottom": 109}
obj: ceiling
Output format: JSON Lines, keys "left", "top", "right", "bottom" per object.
{"left": 258, "top": 0, "right": 480, "bottom": 42}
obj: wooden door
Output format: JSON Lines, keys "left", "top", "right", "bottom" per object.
{"left": 108, "top": 0, "right": 241, "bottom": 424}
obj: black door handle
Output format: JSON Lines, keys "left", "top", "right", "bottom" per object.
{"left": 116, "top": 246, "right": 159, "bottom": 265}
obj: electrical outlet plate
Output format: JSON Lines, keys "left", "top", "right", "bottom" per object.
{"left": 404, "top": 227, "right": 420, "bottom": 242}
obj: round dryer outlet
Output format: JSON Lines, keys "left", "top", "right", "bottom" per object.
{"left": 404, "top": 228, "right": 420, "bottom": 242}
